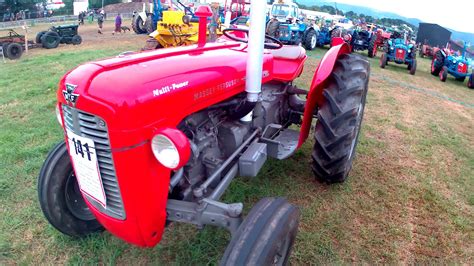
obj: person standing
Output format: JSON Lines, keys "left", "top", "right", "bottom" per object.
{"left": 97, "top": 10, "right": 105, "bottom": 34}
{"left": 113, "top": 13, "right": 122, "bottom": 34}
{"left": 209, "top": 2, "right": 220, "bottom": 42}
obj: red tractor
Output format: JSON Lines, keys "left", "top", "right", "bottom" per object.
{"left": 38, "top": 2, "right": 370, "bottom": 263}
{"left": 367, "top": 28, "right": 391, "bottom": 58}
{"left": 419, "top": 43, "right": 439, "bottom": 58}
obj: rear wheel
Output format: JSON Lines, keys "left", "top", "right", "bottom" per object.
{"left": 5, "top": 43, "right": 23, "bottom": 59}
{"left": 221, "top": 198, "right": 300, "bottom": 265}
{"left": 41, "top": 31, "right": 60, "bottom": 49}
{"left": 132, "top": 15, "right": 147, "bottom": 34}
{"left": 409, "top": 59, "right": 417, "bottom": 75}
{"left": 312, "top": 54, "right": 370, "bottom": 183}
{"left": 38, "top": 142, "right": 104, "bottom": 237}
{"left": 303, "top": 29, "right": 317, "bottom": 50}
{"left": 367, "top": 35, "right": 377, "bottom": 58}
{"left": 431, "top": 50, "right": 445, "bottom": 76}
{"left": 144, "top": 14, "right": 156, "bottom": 34}
{"left": 36, "top": 31, "right": 47, "bottom": 44}
{"left": 440, "top": 66, "right": 448, "bottom": 82}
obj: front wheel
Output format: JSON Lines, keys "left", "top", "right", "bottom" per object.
{"left": 38, "top": 142, "right": 104, "bottom": 237}
{"left": 220, "top": 198, "right": 300, "bottom": 265}
{"left": 304, "top": 29, "right": 317, "bottom": 50}
{"left": 312, "top": 54, "right": 370, "bottom": 183}
{"left": 440, "top": 66, "right": 448, "bottom": 82}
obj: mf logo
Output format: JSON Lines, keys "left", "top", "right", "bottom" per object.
{"left": 63, "top": 83, "right": 79, "bottom": 105}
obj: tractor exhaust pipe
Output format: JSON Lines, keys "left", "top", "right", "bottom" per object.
{"left": 241, "top": 0, "right": 267, "bottom": 122}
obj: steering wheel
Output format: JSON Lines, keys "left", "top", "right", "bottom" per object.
{"left": 222, "top": 28, "right": 283, "bottom": 50}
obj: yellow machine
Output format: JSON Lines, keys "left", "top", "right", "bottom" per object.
{"left": 145, "top": 4, "right": 223, "bottom": 50}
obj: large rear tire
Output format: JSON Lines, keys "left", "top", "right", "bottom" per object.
{"left": 38, "top": 142, "right": 104, "bottom": 237}
{"left": 312, "top": 54, "right": 370, "bottom": 183}
{"left": 36, "top": 31, "right": 47, "bottom": 44}
{"left": 440, "top": 66, "right": 448, "bottom": 82}
{"left": 144, "top": 14, "right": 156, "bottom": 34}
{"left": 41, "top": 31, "right": 60, "bottom": 49}
{"left": 431, "top": 50, "right": 445, "bottom": 76}
{"left": 132, "top": 15, "right": 147, "bottom": 34}
{"left": 5, "top": 43, "right": 23, "bottom": 60}
{"left": 220, "top": 198, "right": 300, "bottom": 266}
{"left": 367, "top": 34, "right": 377, "bottom": 58}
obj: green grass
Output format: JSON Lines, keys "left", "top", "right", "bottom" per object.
{"left": 0, "top": 43, "right": 473, "bottom": 264}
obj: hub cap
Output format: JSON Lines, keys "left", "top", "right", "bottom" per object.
{"left": 311, "top": 35, "right": 317, "bottom": 48}
{"left": 65, "top": 172, "right": 95, "bottom": 221}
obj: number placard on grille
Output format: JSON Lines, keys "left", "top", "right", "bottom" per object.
{"left": 66, "top": 129, "right": 107, "bottom": 208}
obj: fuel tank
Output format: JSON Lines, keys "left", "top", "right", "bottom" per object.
{"left": 58, "top": 42, "right": 274, "bottom": 147}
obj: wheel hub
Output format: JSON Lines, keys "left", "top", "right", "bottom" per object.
{"left": 65, "top": 172, "right": 96, "bottom": 221}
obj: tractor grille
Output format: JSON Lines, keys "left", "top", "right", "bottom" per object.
{"left": 457, "top": 62, "right": 467, "bottom": 73}
{"left": 396, "top": 49, "right": 406, "bottom": 61}
{"left": 62, "top": 105, "right": 126, "bottom": 220}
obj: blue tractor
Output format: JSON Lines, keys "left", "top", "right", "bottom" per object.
{"left": 266, "top": 1, "right": 318, "bottom": 50}
{"left": 379, "top": 34, "right": 417, "bottom": 75}
{"left": 431, "top": 45, "right": 474, "bottom": 89}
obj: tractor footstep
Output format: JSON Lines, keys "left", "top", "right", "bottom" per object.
{"left": 260, "top": 124, "right": 299, "bottom": 160}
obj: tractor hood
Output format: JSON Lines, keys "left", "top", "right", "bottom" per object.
{"left": 57, "top": 42, "right": 274, "bottom": 143}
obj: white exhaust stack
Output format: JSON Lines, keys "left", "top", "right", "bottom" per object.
{"left": 245, "top": 0, "right": 267, "bottom": 103}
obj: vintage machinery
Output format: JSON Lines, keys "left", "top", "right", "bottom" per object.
{"left": 0, "top": 29, "right": 33, "bottom": 60}
{"left": 367, "top": 28, "right": 391, "bottom": 58}
{"left": 351, "top": 29, "right": 371, "bottom": 52}
{"left": 419, "top": 43, "right": 439, "bottom": 58}
{"left": 266, "top": 0, "right": 319, "bottom": 50}
{"left": 36, "top": 24, "right": 82, "bottom": 49}
{"left": 431, "top": 44, "right": 474, "bottom": 88}
{"left": 38, "top": 2, "right": 370, "bottom": 263}
{"left": 380, "top": 35, "right": 417, "bottom": 75}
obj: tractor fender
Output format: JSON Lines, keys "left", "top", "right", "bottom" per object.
{"left": 297, "top": 42, "right": 351, "bottom": 148}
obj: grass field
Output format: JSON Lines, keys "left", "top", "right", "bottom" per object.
{"left": 0, "top": 23, "right": 473, "bottom": 264}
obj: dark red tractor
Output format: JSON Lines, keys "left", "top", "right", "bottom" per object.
{"left": 419, "top": 43, "right": 439, "bottom": 58}
{"left": 38, "top": 2, "right": 370, "bottom": 263}
{"left": 367, "top": 28, "right": 391, "bottom": 58}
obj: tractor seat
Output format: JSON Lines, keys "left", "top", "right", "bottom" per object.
{"left": 271, "top": 45, "right": 307, "bottom": 82}
{"left": 270, "top": 45, "right": 306, "bottom": 60}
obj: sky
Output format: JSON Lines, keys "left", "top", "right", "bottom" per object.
{"left": 328, "top": 0, "right": 474, "bottom": 33}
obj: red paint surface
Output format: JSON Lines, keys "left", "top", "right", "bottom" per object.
{"left": 57, "top": 41, "right": 346, "bottom": 247}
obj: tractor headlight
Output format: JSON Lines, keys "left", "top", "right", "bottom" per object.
{"left": 152, "top": 134, "right": 180, "bottom": 169}
{"left": 56, "top": 104, "right": 63, "bottom": 127}
{"left": 151, "top": 128, "right": 191, "bottom": 170}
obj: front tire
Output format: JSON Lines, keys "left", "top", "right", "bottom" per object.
{"left": 431, "top": 50, "right": 445, "bottom": 76}
{"left": 304, "top": 29, "right": 317, "bottom": 50}
{"left": 38, "top": 142, "right": 104, "bottom": 237}
{"left": 5, "top": 43, "right": 23, "bottom": 59}
{"left": 440, "top": 66, "right": 448, "bottom": 82}
{"left": 132, "top": 15, "right": 147, "bottom": 34}
{"left": 220, "top": 198, "right": 300, "bottom": 265}
{"left": 312, "top": 54, "right": 370, "bottom": 183}
{"left": 409, "top": 59, "right": 417, "bottom": 75}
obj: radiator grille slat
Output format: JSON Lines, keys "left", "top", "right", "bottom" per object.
{"left": 62, "top": 105, "right": 126, "bottom": 220}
